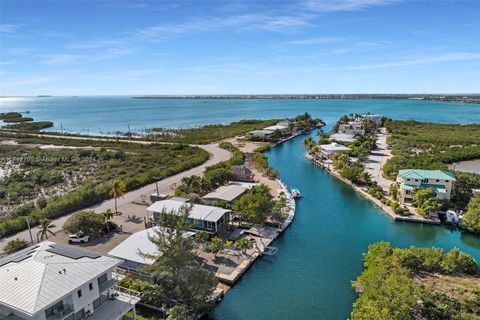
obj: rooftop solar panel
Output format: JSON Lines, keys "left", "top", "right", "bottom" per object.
{"left": 0, "top": 245, "right": 40, "bottom": 267}
{"left": 46, "top": 243, "right": 101, "bottom": 260}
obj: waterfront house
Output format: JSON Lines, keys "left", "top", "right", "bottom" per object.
{"left": 147, "top": 200, "right": 231, "bottom": 235}
{"left": 396, "top": 169, "right": 456, "bottom": 204}
{"left": 319, "top": 143, "right": 352, "bottom": 159}
{"left": 0, "top": 241, "right": 140, "bottom": 320}
{"left": 230, "top": 165, "right": 255, "bottom": 182}
{"left": 330, "top": 133, "right": 356, "bottom": 143}
{"left": 338, "top": 121, "right": 365, "bottom": 136}
{"left": 249, "top": 129, "right": 276, "bottom": 140}
{"left": 203, "top": 183, "right": 249, "bottom": 203}
{"left": 108, "top": 226, "right": 194, "bottom": 280}
{"left": 361, "top": 114, "right": 383, "bottom": 125}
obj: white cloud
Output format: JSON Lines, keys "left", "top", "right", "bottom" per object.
{"left": 348, "top": 52, "right": 480, "bottom": 70}
{"left": 304, "top": 0, "right": 400, "bottom": 12}
{"left": 0, "top": 24, "right": 21, "bottom": 33}
{"left": 41, "top": 54, "right": 87, "bottom": 64}
{"left": 136, "top": 13, "right": 314, "bottom": 39}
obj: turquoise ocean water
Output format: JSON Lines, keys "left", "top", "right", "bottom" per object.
{"left": 1, "top": 97, "right": 479, "bottom": 319}
{"left": 0, "top": 97, "right": 479, "bottom": 134}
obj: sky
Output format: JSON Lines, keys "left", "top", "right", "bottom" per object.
{"left": 0, "top": 0, "right": 479, "bottom": 95}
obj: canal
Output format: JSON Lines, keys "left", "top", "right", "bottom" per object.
{"left": 213, "top": 129, "right": 480, "bottom": 320}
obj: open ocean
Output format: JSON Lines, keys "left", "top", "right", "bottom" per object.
{"left": 0, "top": 96, "right": 479, "bottom": 134}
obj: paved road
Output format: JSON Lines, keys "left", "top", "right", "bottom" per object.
{"left": 364, "top": 133, "right": 394, "bottom": 191}
{"left": 0, "top": 137, "right": 231, "bottom": 251}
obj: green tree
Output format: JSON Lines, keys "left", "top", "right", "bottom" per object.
{"left": 412, "top": 188, "right": 442, "bottom": 217}
{"left": 389, "top": 184, "right": 398, "bottom": 200}
{"left": 140, "top": 206, "right": 217, "bottom": 315}
{"left": 110, "top": 179, "right": 126, "bottom": 215}
{"left": 203, "top": 167, "right": 233, "bottom": 188}
{"left": 461, "top": 197, "right": 480, "bottom": 234}
{"left": 233, "top": 184, "right": 274, "bottom": 222}
{"left": 451, "top": 172, "right": 480, "bottom": 206}
{"left": 63, "top": 211, "right": 104, "bottom": 234}
{"left": 206, "top": 236, "right": 224, "bottom": 257}
{"left": 194, "top": 230, "right": 209, "bottom": 248}
{"left": 3, "top": 238, "right": 29, "bottom": 255}
{"left": 37, "top": 218, "right": 55, "bottom": 240}
{"left": 102, "top": 209, "right": 114, "bottom": 232}
{"left": 167, "top": 305, "right": 189, "bottom": 320}
{"left": 234, "top": 238, "right": 252, "bottom": 256}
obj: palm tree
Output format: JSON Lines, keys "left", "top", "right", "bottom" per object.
{"left": 234, "top": 238, "right": 252, "bottom": 257}
{"left": 37, "top": 219, "right": 56, "bottom": 241}
{"left": 102, "top": 209, "right": 114, "bottom": 232}
{"left": 110, "top": 180, "right": 126, "bottom": 215}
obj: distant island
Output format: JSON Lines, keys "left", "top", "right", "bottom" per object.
{"left": 132, "top": 94, "right": 480, "bottom": 104}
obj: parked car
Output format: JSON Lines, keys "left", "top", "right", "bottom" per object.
{"left": 68, "top": 234, "right": 90, "bottom": 244}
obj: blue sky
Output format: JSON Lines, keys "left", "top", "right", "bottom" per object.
{"left": 0, "top": 0, "right": 479, "bottom": 95}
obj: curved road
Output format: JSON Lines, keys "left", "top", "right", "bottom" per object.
{"left": 0, "top": 136, "right": 231, "bottom": 251}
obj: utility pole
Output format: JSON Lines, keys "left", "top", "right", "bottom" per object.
{"left": 25, "top": 217, "right": 34, "bottom": 245}
{"left": 152, "top": 176, "right": 160, "bottom": 196}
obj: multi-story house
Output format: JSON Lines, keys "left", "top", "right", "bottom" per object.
{"left": 338, "top": 121, "right": 365, "bottom": 136}
{"left": 0, "top": 241, "right": 141, "bottom": 320}
{"left": 396, "top": 169, "right": 456, "bottom": 204}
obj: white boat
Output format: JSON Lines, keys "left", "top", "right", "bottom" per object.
{"left": 291, "top": 188, "right": 302, "bottom": 198}
{"left": 445, "top": 210, "right": 460, "bottom": 225}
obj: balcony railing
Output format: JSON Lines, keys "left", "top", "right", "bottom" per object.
{"left": 98, "top": 277, "right": 118, "bottom": 292}
{"left": 45, "top": 303, "right": 74, "bottom": 320}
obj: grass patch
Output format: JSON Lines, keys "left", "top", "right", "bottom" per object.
{"left": 147, "top": 119, "right": 279, "bottom": 144}
{"left": 384, "top": 120, "right": 480, "bottom": 179}
{"left": 0, "top": 134, "right": 209, "bottom": 237}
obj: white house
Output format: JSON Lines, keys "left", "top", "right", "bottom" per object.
{"left": 338, "top": 121, "right": 365, "bottom": 135}
{"left": 249, "top": 129, "right": 276, "bottom": 140}
{"left": 203, "top": 183, "right": 249, "bottom": 203}
{"left": 0, "top": 241, "right": 140, "bottom": 320}
{"left": 330, "top": 133, "right": 356, "bottom": 143}
{"left": 147, "top": 200, "right": 231, "bottom": 235}
{"left": 108, "top": 226, "right": 194, "bottom": 277}
{"left": 319, "top": 143, "right": 351, "bottom": 159}
{"left": 396, "top": 169, "right": 456, "bottom": 204}
{"left": 362, "top": 114, "right": 383, "bottom": 125}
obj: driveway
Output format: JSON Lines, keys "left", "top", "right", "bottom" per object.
{"left": 364, "top": 132, "right": 394, "bottom": 191}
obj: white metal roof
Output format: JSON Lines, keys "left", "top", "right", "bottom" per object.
{"left": 330, "top": 133, "right": 356, "bottom": 143}
{"left": 264, "top": 124, "right": 288, "bottom": 131}
{"left": 320, "top": 143, "right": 352, "bottom": 152}
{"left": 0, "top": 241, "right": 121, "bottom": 317}
{"left": 147, "top": 200, "right": 231, "bottom": 223}
{"left": 108, "top": 227, "right": 194, "bottom": 266}
{"left": 203, "top": 184, "right": 248, "bottom": 202}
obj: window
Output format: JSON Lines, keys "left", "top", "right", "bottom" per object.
{"left": 445, "top": 180, "right": 449, "bottom": 183}
{"left": 77, "top": 289, "right": 82, "bottom": 298}
{"left": 97, "top": 273, "right": 108, "bottom": 285}
{"left": 406, "top": 179, "right": 410, "bottom": 181}
{"left": 436, "top": 179, "right": 440, "bottom": 182}
{"left": 89, "top": 283, "right": 93, "bottom": 291}
{"left": 415, "top": 179, "right": 418, "bottom": 182}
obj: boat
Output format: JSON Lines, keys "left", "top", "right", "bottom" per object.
{"left": 445, "top": 210, "right": 460, "bottom": 225}
{"left": 291, "top": 188, "right": 302, "bottom": 198}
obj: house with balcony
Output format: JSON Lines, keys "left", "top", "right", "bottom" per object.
{"left": 147, "top": 199, "right": 231, "bottom": 236}
{"left": 0, "top": 241, "right": 141, "bottom": 320}
{"left": 338, "top": 121, "right": 365, "bottom": 136}
{"left": 108, "top": 226, "right": 194, "bottom": 281}
{"left": 319, "top": 142, "right": 351, "bottom": 159}
{"left": 361, "top": 114, "right": 383, "bottom": 125}
{"left": 396, "top": 169, "right": 456, "bottom": 204}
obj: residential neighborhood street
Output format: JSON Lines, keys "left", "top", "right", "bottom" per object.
{"left": 364, "top": 133, "right": 394, "bottom": 191}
